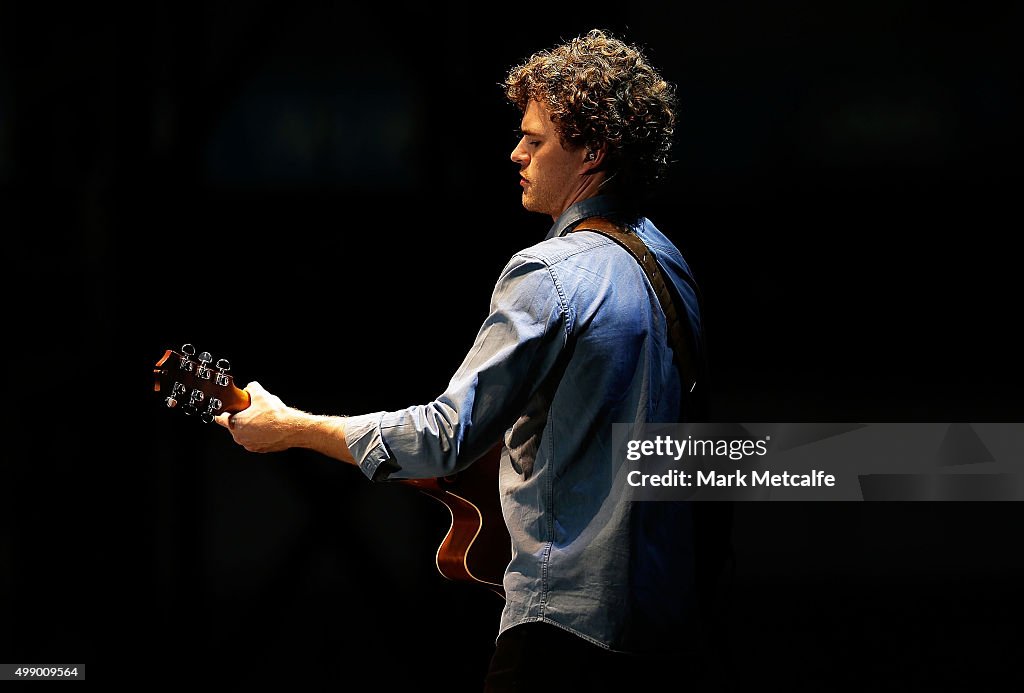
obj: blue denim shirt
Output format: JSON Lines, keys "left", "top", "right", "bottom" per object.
{"left": 344, "top": 195, "right": 705, "bottom": 654}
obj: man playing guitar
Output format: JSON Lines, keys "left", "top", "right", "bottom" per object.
{"left": 212, "top": 28, "right": 728, "bottom": 693}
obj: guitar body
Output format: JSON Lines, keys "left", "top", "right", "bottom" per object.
{"left": 398, "top": 444, "right": 510, "bottom": 599}
{"left": 154, "top": 344, "right": 511, "bottom": 599}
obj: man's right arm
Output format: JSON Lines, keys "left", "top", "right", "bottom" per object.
{"left": 217, "top": 252, "right": 570, "bottom": 482}
{"left": 214, "top": 380, "right": 355, "bottom": 464}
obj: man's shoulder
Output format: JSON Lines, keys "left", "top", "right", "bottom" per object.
{"left": 510, "top": 230, "right": 632, "bottom": 269}
{"left": 510, "top": 219, "right": 689, "bottom": 272}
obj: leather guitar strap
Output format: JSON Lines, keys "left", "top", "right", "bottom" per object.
{"left": 571, "top": 216, "right": 706, "bottom": 419}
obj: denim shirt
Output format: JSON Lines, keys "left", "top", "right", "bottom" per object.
{"left": 344, "top": 195, "right": 705, "bottom": 654}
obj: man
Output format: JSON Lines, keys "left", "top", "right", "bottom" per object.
{"left": 216, "top": 29, "right": 728, "bottom": 692}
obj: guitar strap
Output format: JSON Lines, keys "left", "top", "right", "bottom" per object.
{"left": 571, "top": 216, "right": 708, "bottom": 420}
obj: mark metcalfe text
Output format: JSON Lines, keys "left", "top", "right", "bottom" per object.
{"left": 624, "top": 434, "right": 836, "bottom": 488}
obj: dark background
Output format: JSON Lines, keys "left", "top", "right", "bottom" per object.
{"left": 3, "top": 0, "right": 1022, "bottom": 688}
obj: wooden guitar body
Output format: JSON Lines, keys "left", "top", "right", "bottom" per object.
{"left": 398, "top": 444, "right": 510, "bottom": 598}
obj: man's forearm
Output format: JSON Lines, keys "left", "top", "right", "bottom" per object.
{"left": 287, "top": 410, "right": 356, "bottom": 464}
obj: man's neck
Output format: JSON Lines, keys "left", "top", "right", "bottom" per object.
{"left": 546, "top": 195, "right": 624, "bottom": 241}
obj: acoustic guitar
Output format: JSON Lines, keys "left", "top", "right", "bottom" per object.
{"left": 153, "top": 344, "right": 510, "bottom": 598}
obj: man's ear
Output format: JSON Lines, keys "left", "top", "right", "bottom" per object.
{"left": 582, "top": 145, "right": 606, "bottom": 172}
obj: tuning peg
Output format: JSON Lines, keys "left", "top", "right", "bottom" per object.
{"left": 178, "top": 344, "right": 196, "bottom": 373}
{"left": 164, "top": 382, "right": 186, "bottom": 408}
{"left": 215, "top": 358, "right": 232, "bottom": 386}
{"left": 197, "top": 351, "right": 213, "bottom": 380}
{"left": 200, "top": 397, "right": 223, "bottom": 424}
{"left": 183, "top": 388, "right": 204, "bottom": 416}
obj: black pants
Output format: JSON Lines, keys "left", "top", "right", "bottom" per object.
{"left": 483, "top": 621, "right": 711, "bottom": 693}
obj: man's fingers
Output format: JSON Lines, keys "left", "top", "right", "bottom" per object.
{"left": 214, "top": 412, "right": 232, "bottom": 429}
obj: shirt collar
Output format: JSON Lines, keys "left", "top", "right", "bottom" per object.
{"left": 545, "top": 195, "right": 623, "bottom": 240}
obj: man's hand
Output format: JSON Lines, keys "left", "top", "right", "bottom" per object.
{"left": 214, "top": 381, "right": 356, "bottom": 464}
{"left": 214, "top": 380, "right": 299, "bottom": 453}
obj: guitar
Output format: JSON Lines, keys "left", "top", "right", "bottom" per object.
{"left": 153, "top": 344, "right": 510, "bottom": 598}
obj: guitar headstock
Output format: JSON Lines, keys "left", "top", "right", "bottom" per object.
{"left": 153, "top": 343, "right": 251, "bottom": 423}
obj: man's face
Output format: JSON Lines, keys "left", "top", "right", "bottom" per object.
{"left": 510, "top": 99, "right": 589, "bottom": 219}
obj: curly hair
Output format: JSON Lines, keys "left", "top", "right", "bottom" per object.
{"left": 504, "top": 29, "right": 678, "bottom": 202}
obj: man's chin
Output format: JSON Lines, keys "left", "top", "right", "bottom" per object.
{"left": 520, "top": 195, "right": 542, "bottom": 214}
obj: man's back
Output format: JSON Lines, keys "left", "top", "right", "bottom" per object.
{"left": 495, "top": 202, "right": 706, "bottom": 655}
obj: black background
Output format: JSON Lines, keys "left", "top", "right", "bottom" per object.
{"left": 3, "top": 1, "right": 1023, "bottom": 688}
